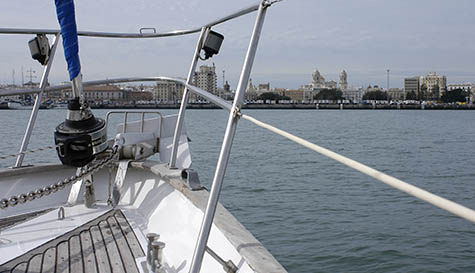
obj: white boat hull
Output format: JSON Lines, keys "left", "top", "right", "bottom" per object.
{"left": 7, "top": 102, "right": 33, "bottom": 110}
{"left": 0, "top": 162, "right": 286, "bottom": 273}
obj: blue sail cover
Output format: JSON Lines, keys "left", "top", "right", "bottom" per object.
{"left": 55, "top": 0, "right": 81, "bottom": 81}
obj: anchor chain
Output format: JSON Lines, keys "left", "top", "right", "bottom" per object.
{"left": 0, "top": 145, "right": 59, "bottom": 160}
{"left": 0, "top": 145, "right": 119, "bottom": 209}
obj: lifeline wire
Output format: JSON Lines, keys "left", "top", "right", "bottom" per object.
{"left": 0, "top": 145, "right": 58, "bottom": 160}
{"left": 241, "top": 114, "right": 475, "bottom": 224}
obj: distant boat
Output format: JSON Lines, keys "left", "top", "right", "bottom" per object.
{"left": 7, "top": 102, "right": 33, "bottom": 110}
{"left": 39, "top": 102, "right": 54, "bottom": 109}
{"left": 53, "top": 102, "right": 68, "bottom": 109}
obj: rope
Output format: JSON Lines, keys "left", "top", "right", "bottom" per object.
{"left": 241, "top": 114, "right": 475, "bottom": 224}
{"left": 0, "top": 145, "right": 58, "bottom": 160}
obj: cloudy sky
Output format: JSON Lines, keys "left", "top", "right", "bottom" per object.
{"left": 1, "top": 0, "right": 475, "bottom": 89}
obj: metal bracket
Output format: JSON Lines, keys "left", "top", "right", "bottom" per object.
{"left": 264, "top": 0, "right": 283, "bottom": 7}
{"left": 84, "top": 178, "right": 95, "bottom": 208}
{"left": 232, "top": 106, "right": 241, "bottom": 119}
{"left": 57, "top": 207, "right": 65, "bottom": 220}
{"left": 140, "top": 27, "right": 157, "bottom": 34}
{"left": 181, "top": 169, "right": 204, "bottom": 191}
{"left": 205, "top": 246, "right": 238, "bottom": 273}
{"left": 110, "top": 160, "right": 131, "bottom": 207}
{"left": 67, "top": 166, "right": 91, "bottom": 206}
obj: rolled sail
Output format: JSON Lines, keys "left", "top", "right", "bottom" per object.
{"left": 54, "top": 0, "right": 80, "bottom": 81}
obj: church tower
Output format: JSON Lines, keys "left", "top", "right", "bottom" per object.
{"left": 339, "top": 70, "right": 348, "bottom": 90}
{"left": 312, "top": 69, "right": 325, "bottom": 88}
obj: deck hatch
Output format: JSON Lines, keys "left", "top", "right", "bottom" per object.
{"left": 0, "top": 209, "right": 144, "bottom": 273}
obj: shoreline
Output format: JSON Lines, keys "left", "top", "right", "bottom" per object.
{"left": 2, "top": 103, "right": 474, "bottom": 110}
{"left": 91, "top": 103, "right": 475, "bottom": 110}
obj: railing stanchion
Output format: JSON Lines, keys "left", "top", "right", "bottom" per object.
{"left": 15, "top": 33, "right": 61, "bottom": 168}
{"left": 169, "top": 27, "right": 208, "bottom": 168}
{"left": 188, "top": 2, "right": 269, "bottom": 273}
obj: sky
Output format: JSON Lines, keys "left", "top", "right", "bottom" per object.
{"left": 1, "top": 0, "right": 475, "bottom": 89}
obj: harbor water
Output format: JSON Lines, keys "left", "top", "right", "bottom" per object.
{"left": 1, "top": 109, "right": 474, "bottom": 272}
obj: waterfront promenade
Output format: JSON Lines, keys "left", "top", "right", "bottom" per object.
{"left": 89, "top": 103, "right": 475, "bottom": 110}
{"left": 2, "top": 102, "right": 474, "bottom": 110}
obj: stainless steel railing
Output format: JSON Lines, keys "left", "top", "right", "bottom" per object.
{"left": 0, "top": 1, "right": 262, "bottom": 169}
{"left": 188, "top": 1, "right": 269, "bottom": 272}
{"left": 0, "top": 2, "right": 277, "bottom": 273}
{"left": 0, "top": 4, "right": 259, "bottom": 39}
{"left": 15, "top": 32, "right": 60, "bottom": 167}
{"left": 0, "top": 77, "right": 230, "bottom": 109}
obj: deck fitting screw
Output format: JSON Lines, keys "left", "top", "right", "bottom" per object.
{"left": 146, "top": 233, "right": 160, "bottom": 265}
{"left": 58, "top": 207, "right": 65, "bottom": 220}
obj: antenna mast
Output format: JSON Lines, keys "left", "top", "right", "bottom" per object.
{"left": 12, "top": 69, "right": 15, "bottom": 86}
{"left": 386, "top": 69, "right": 390, "bottom": 90}
{"left": 26, "top": 68, "right": 36, "bottom": 84}
{"left": 222, "top": 70, "right": 225, "bottom": 87}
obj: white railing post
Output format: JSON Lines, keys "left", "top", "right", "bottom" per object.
{"left": 15, "top": 33, "right": 61, "bottom": 167}
{"left": 188, "top": 2, "right": 269, "bottom": 272}
{"left": 169, "top": 27, "right": 208, "bottom": 168}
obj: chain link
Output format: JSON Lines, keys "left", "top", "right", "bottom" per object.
{"left": 0, "top": 145, "right": 118, "bottom": 209}
{"left": 0, "top": 145, "right": 59, "bottom": 160}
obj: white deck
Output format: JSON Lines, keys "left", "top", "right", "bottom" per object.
{"left": 0, "top": 163, "right": 286, "bottom": 273}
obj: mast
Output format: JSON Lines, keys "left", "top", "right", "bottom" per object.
{"left": 26, "top": 68, "right": 36, "bottom": 84}
{"left": 53, "top": 0, "right": 107, "bottom": 167}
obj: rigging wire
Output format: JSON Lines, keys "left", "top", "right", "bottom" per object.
{"left": 0, "top": 145, "right": 58, "bottom": 160}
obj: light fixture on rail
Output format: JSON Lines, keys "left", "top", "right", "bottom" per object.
{"left": 202, "top": 30, "right": 224, "bottom": 60}
{"left": 28, "top": 34, "right": 50, "bottom": 65}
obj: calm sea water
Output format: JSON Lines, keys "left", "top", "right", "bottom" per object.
{"left": 1, "top": 109, "right": 474, "bottom": 272}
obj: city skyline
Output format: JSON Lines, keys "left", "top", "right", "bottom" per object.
{"left": 1, "top": 1, "right": 475, "bottom": 88}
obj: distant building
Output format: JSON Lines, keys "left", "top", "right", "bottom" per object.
{"left": 193, "top": 64, "right": 218, "bottom": 100}
{"left": 220, "top": 81, "right": 233, "bottom": 100}
{"left": 303, "top": 90, "right": 315, "bottom": 102}
{"left": 245, "top": 78, "right": 258, "bottom": 101}
{"left": 155, "top": 80, "right": 185, "bottom": 103}
{"left": 404, "top": 76, "right": 420, "bottom": 97}
{"left": 447, "top": 82, "right": 472, "bottom": 92}
{"left": 325, "top": 80, "right": 337, "bottom": 89}
{"left": 258, "top": 83, "right": 270, "bottom": 92}
{"left": 223, "top": 81, "right": 230, "bottom": 92}
{"left": 342, "top": 89, "right": 363, "bottom": 103}
{"left": 64, "top": 85, "right": 124, "bottom": 102}
{"left": 302, "top": 68, "right": 347, "bottom": 91}
{"left": 312, "top": 69, "right": 325, "bottom": 88}
{"left": 387, "top": 88, "right": 405, "bottom": 100}
{"left": 420, "top": 72, "right": 446, "bottom": 99}
{"left": 279, "top": 89, "right": 304, "bottom": 102}
{"left": 300, "top": 84, "right": 314, "bottom": 92}
{"left": 366, "top": 85, "right": 383, "bottom": 92}
{"left": 126, "top": 90, "right": 153, "bottom": 102}
{"left": 339, "top": 70, "right": 348, "bottom": 90}
{"left": 448, "top": 82, "right": 474, "bottom": 103}
{"left": 273, "top": 88, "right": 304, "bottom": 102}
